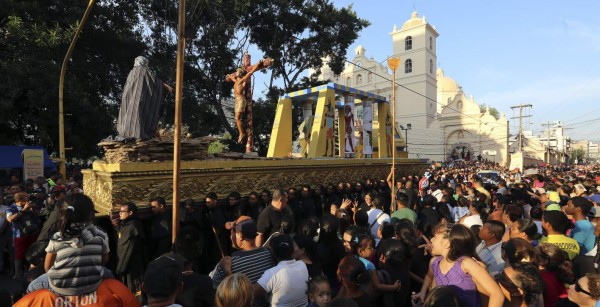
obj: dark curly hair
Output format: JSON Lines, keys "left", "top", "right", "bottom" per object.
{"left": 512, "top": 262, "right": 544, "bottom": 306}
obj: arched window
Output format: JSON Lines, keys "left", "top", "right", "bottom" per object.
{"left": 356, "top": 74, "right": 362, "bottom": 85}
{"left": 430, "top": 59, "right": 433, "bottom": 74}
{"left": 367, "top": 72, "right": 373, "bottom": 83}
{"left": 457, "top": 100, "right": 463, "bottom": 109}
{"left": 405, "top": 36, "right": 412, "bottom": 50}
{"left": 429, "top": 36, "right": 433, "bottom": 50}
{"left": 405, "top": 59, "right": 412, "bottom": 74}
{"left": 346, "top": 77, "right": 351, "bottom": 86}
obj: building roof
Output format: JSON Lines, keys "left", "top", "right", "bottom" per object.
{"left": 401, "top": 11, "right": 427, "bottom": 31}
{"left": 437, "top": 68, "right": 460, "bottom": 93}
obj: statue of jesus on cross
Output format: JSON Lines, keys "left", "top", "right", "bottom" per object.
{"left": 225, "top": 53, "right": 273, "bottom": 153}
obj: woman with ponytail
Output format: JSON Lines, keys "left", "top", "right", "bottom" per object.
{"left": 537, "top": 243, "right": 574, "bottom": 307}
{"left": 336, "top": 255, "right": 373, "bottom": 306}
{"left": 510, "top": 218, "right": 542, "bottom": 246}
{"left": 377, "top": 239, "right": 412, "bottom": 306}
{"left": 43, "top": 194, "right": 109, "bottom": 295}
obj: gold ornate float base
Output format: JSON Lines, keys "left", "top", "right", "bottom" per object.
{"left": 83, "top": 156, "right": 426, "bottom": 214}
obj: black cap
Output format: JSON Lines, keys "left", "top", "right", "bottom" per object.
{"left": 143, "top": 253, "right": 184, "bottom": 297}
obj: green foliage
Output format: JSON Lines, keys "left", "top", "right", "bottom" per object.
{"left": 479, "top": 104, "right": 500, "bottom": 120}
{"left": 570, "top": 146, "right": 586, "bottom": 162}
{"left": 208, "top": 139, "right": 228, "bottom": 154}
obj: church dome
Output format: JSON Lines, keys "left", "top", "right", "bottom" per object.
{"left": 436, "top": 68, "right": 460, "bottom": 93}
{"left": 401, "top": 11, "right": 426, "bottom": 31}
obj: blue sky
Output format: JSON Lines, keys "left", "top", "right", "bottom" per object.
{"left": 251, "top": 0, "right": 600, "bottom": 141}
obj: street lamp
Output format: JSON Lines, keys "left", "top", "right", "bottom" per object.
{"left": 399, "top": 124, "right": 411, "bottom": 152}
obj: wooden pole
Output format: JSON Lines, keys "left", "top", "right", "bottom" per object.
{"left": 391, "top": 68, "right": 396, "bottom": 212}
{"left": 59, "top": 0, "right": 95, "bottom": 179}
{"left": 387, "top": 57, "right": 399, "bottom": 212}
{"left": 172, "top": 0, "right": 185, "bottom": 243}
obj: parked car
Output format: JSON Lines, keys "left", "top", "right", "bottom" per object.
{"left": 477, "top": 170, "right": 501, "bottom": 185}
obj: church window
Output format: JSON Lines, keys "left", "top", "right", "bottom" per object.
{"left": 346, "top": 77, "right": 351, "bottom": 86}
{"left": 429, "top": 36, "right": 433, "bottom": 50}
{"left": 356, "top": 74, "right": 363, "bottom": 85}
{"left": 405, "top": 36, "right": 412, "bottom": 50}
{"left": 457, "top": 100, "right": 463, "bottom": 109}
{"left": 430, "top": 59, "right": 433, "bottom": 74}
{"left": 405, "top": 59, "right": 412, "bottom": 74}
{"left": 367, "top": 72, "right": 373, "bottom": 83}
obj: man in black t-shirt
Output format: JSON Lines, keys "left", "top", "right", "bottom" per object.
{"left": 256, "top": 189, "right": 292, "bottom": 246}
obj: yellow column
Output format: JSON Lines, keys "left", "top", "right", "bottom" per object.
{"left": 377, "top": 102, "right": 390, "bottom": 158}
{"left": 338, "top": 100, "right": 345, "bottom": 158}
{"left": 307, "top": 89, "right": 335, "bottom": 158}
{"left": 267, "top": 98, "right": 293, "bottom": 158}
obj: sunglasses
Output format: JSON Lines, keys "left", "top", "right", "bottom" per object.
{"left": 576, "top": 282, "right": 592, "bottom": 297}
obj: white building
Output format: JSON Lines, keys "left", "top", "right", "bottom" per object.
{"left": 314, "top": 11, "right": 509, "bottom": 165}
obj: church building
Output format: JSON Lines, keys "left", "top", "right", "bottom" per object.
{"left": 315, "top": 11, "right": 509, "bottom": 165}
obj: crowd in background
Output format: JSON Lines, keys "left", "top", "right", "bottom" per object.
{"left": 1, "top": 160, "right": 600, "bottom": 306}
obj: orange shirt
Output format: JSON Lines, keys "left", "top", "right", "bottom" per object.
{"left": 14, "top": 279, "right": 140, "bottom": 307}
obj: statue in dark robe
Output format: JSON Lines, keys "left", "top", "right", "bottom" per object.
{"left": 117, "top": 56, "right": 173, "bottom": 140}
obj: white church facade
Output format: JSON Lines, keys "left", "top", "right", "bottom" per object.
{"left": 314, "top": 12, "right": 509, "bottom": 165}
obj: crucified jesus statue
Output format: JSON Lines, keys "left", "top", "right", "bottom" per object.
{"left": 225, "top": 53, "right": 273, "bottom": 152}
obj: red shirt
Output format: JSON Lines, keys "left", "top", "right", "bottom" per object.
{"left": 14, "top": 279, "right": 140, "bottom": 307}
{"left": 540, "top": 270, "right": 567, "bottom": 307}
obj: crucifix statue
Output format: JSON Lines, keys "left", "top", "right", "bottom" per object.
{"left": 225, "top": 53, "right": 273, "bottom": 153}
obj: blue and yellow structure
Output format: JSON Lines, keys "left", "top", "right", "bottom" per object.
{"left": 267, "top": 82, "right": 392, "bottom": 158}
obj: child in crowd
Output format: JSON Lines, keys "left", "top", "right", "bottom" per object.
{"left": 44, "top": 194, "right": 110, "bottom": 295}
{"left": 306, "top": 275, "right": 331, "bottom": 307}
{"left": 452, "top": 197, "right": 470, "bottom": 223}
{"left": 343, "top": 230, "right": 402, "bottom": 296}
{"left": 413, "top": 223, "right": 504, "bottom": 307}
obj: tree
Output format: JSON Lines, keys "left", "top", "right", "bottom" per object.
{"left": 570, "top": 146, "right": 586, "bottom": 163}
{"left": 0, "top": 0, "right": 147, "bottom": 159}
{"left": 479, "top": 103, "right": 501, "bottom": 120}
{"left": 0, "top": 0, "right": 368, "bottom": 159}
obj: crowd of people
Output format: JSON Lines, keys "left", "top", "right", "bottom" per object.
{"left": 2, "top": 161, "right": 600, "bottom": 306}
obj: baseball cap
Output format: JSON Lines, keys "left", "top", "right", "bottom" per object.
{"left": 588, "top": 207, "right": 600, "bottom": 218}
{"left": 587, "top": 194, "right": 600, "bottom": 205}
{"left": 143, "top": 253, "right": 184, "bottom": 297}
{"left": 225, "top": 216, "right": 257, "bottom": 239}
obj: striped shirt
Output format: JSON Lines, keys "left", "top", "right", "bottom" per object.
{"left": 46, "top": 224, "right": 109, "bottom": 296}
{"left": 210, "top": 247, "right": 276, "bottom": 288}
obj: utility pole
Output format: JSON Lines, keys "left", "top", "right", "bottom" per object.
{"left": 542, "top": 122, "right": 551, "bottom": 165}
{"left": 510, "top": 104, "right": 532, "bottom": 152}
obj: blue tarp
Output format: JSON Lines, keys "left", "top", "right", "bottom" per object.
{"left": 0, "top": 146, "right": 57, "bottom": 171}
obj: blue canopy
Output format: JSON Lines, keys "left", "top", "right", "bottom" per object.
{"left": 0, "top": 146, "right": 57, "bottom": 171}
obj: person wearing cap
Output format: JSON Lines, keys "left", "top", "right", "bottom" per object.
{"left": 256, "top": 189, "right": 292, "bottom": 247}
{"left": 210, "top": 216, "right": 276, "bottom": 295}
{"left": 254, "top": 234, "right": 309, "bottom": 306}
{"left": 142, "top": 253, "right": 184, "bottom": 307}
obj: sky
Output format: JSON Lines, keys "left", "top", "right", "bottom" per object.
{"left": 251, "top": 0, "right": 600, "bottom": 142}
